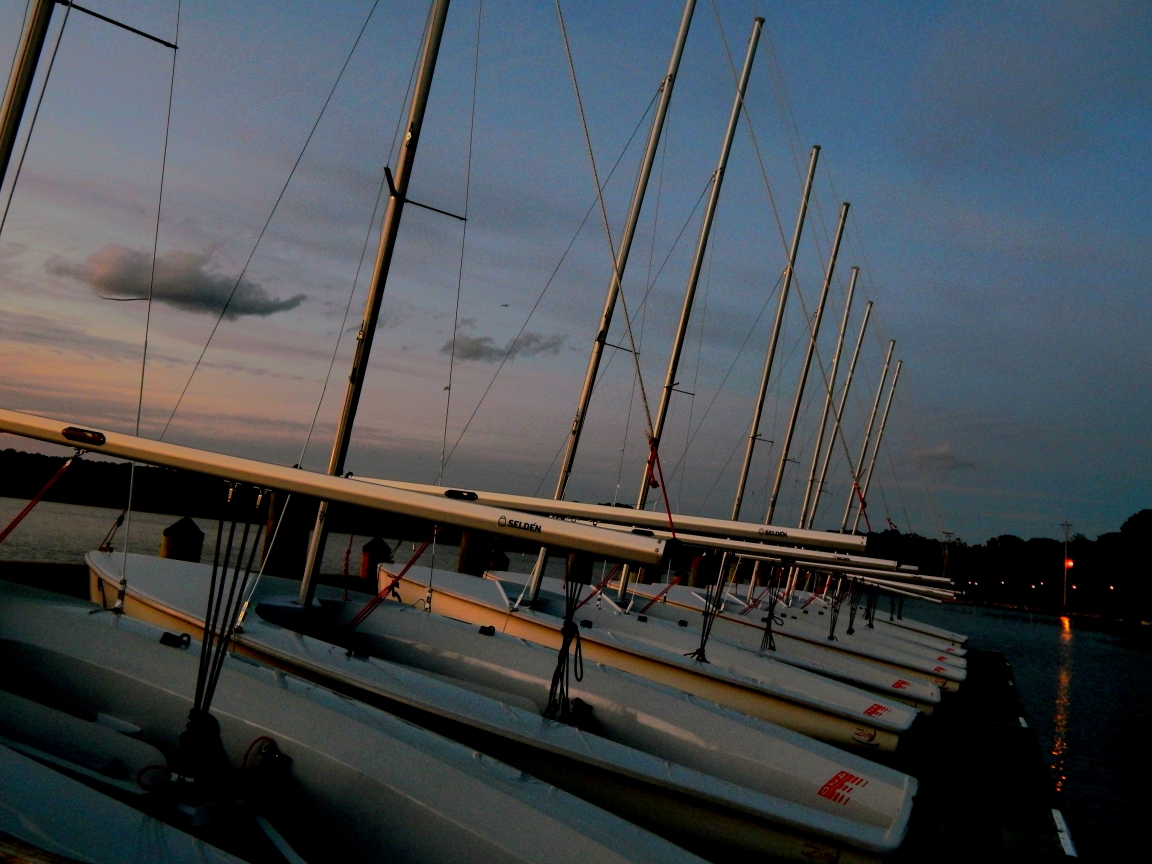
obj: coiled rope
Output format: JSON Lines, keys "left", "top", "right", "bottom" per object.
{"left": 544, "top": 555, "right": 590, "bottom": 722}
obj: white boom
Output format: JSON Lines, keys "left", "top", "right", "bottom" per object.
{"left": 0, "top": 408, "right": 665, "bottom": 566}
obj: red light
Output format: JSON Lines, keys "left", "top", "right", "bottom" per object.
{"left": 1064, "top": 559, "right": 1074, "bottom": 569}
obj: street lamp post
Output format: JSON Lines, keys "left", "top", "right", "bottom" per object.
{"left": 1060, "top": 521, "right": 1073, "bottom": 608}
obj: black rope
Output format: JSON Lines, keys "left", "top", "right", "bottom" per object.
{"left": 686, "top": 552, "right": 726, "bottom": 663}
{"left": 846, "top": 581, "right": 863, "bottom": 635}
{"left": 865, "top": 590, "right": 878, "bottom": 628}
{"left": 97, "top": 507, "right": 126, "bottom": 552}
{"left": 178, "top": 485, "right": 267, "bottom": 790}
{"left": 545, "top": 553, "right": 590, "bottom": 722}
{"left": 759, "top": 565, "right": 784, "bottom": 651}
{"left": 826, "top": 578, "right": 844, "bottom": 640}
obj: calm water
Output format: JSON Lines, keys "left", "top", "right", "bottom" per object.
{"left": 0, "top": 497, "right": 550, "bottom": 579}
{"left": 899, "top": 597, "right": 1148, "bottom": 860}
{"left": 2, "top": 498, "right": 1143, "bottom": 859}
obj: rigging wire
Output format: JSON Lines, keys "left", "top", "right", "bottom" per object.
{"left": 4, "top": 1, "right": 33, "bottom": 91}
{"left": 297, "top": 4, "right": 424, "bottom": 470}
{"left": 159, "top": 0, "right": 383, "bottom": 440}
{"left": 121, "top": 0, "right": 182, "bottom": 582}
{"left": 0, "top": 1, "right": 72, "bottom": 240}
{"left": 665, "top": 271, "right": 784, "bottom": 484}
{"left": 677, "top": 227, "right": 715, "bottom": 509}
{"left": 554, "top": 0, "right": 654, "bottom": 440}
{"left": 438, "top": 0, "right": 483, "bottom": 485}
{"left": 438, "top": 86, "right": 661, "bottom": 471}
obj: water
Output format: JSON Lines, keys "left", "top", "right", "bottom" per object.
{"left": 898, "top": 597, "right": 1149, "bottom": 860}
{"left": 2, "top": 498, "right": 1143, "bottom": 859}
{"left": 0, "top": 497, "right": 551, "bottom": 580}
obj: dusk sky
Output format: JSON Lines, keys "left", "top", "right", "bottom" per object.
{"left": 1, "top": 0, "right": 1149, "bottom": 544}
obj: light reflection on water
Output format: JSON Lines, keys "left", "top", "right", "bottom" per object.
{"left": 1051, "top": 616, "right": 1072, "bottom": 793}
{"left": 900, "top": 598, "right": 1149, "bottom": 860}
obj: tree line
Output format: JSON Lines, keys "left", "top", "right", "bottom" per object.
{"left": 866, "top": 511, "right": 1152, "bottom": 619}
{"left": 3, "top": 449, "right": 1149, "bottom": 617}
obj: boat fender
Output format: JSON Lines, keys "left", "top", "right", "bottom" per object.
{"left": 579, "top": 619, "right": 593, "bottom": 629}
{"left": 478, "top": 625, "right": 496, "bottom": 636}
{"left": 445, "top": 489, "right": 479, "bottom": 501}
{"left": 159, "top": 632, "right": 191, "bottom": 649}
{"left": 677, "top": 619, "right": 688, "bottom": 627}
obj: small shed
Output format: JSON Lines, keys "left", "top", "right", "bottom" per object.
{"left": 159, "top": 516, "right": 204, "bottom": 563}
{"left": 360, "top": 537, "right": 393, "bottom": 580}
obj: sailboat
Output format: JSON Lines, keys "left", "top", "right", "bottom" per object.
{"left": 0, "top": 580, "right": 703, "bottom": 864}
{"left": 627, "top": 581, "right": 966, "bottom": 691}
{"left": 0, "top": 1, "right": 932, "bottom": 861}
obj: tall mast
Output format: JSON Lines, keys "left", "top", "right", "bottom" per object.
{"left": 806, "top": 299, "right": 871, "bottom": 529}
{"left": 0, "top": 0, "right": 55, "bottom": 188}
{"left": 635, "top": 16, "right": 764, "bottom": 510}
{"left": 851, "top": 359, "right": 901, "bottom": 534}
{"left": 840, "top": 338, "right": 894, "bottom": 532}
{"left": 550, "top": 0, "right": 698, "bottom": 503}
{"left": 299, "top": 0, "right": 451, "bottom": 606}
{"left": 523, "top": 0, "right": 697, "bottom": 605}
{"left": 763, "top": 201, "right": 849, "bottom": 526}
{"left": 730, "top": 144, "right": 819, "bottom": 520}
{"left": 797, "top": 266, "right": 856, "bottom": 528}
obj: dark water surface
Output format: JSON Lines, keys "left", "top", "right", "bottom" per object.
{"left": 900, "top": 598, "right": 1149, "bottom": 860}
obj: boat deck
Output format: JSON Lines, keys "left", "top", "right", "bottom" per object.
{"left": 0, "top": 563, "right": 1075, "bottom": 862}
{"left": 893, "top": 648, "right": 1073, "bottom": 860}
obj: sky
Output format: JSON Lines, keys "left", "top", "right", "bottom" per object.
{"left": 0, "top": 0, "right": 1149, "bottom": 543}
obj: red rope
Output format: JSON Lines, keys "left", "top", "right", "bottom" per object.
{"left": 574, "top": 563, "right": 622, "bottom": 612}
{"left": 740, "top": 583, "right": 772, "bottom": 616}
{"left": 347, "top": 529, "right": 436, "bottom": 632}
{"left": 637, "top": 576, "right": 681, "bottom": 615}
{"left": 852, "top": 481, "right": 872, "bottom": 534}
{"left": 0, "top": 455, "right": 77, "bottom": 545}
{"left": 645, "top": 442, "right": 677, "bottom": 540}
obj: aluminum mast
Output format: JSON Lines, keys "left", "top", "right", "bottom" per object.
{"left": 549, "top": 0, "right": 698, "bottom": 503}
{"left": 851, "top": 358, "right": 901, "bottom": 534}
{"left": 763, "top": 201, "right": 849, "bottom": 525}
{"left": 635, "top": 16, "right": 764, "bottom": 510}
{"left": 730, "top": 145, "right": 819, "bottom": 520}
{"left": 299, "top": 0, "right": 451, "bottom": 606}
{"left": 523, "top": 0, "right": 698, "bottom": 604}
{"left": 797, "top": 266, "right": 857, "bottom": 528}
{"left": 0, "top": 0, "right": 54, "bottom": 188}
{"left": 806, "top": 299, "right": 871, "bottom": 529}
{"left": 840, "top": 339, "right": 895, "bottom": 532}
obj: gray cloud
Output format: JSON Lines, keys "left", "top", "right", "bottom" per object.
{"left": 914, "top": 443, "right": 978, "bottom": 472}
{"left": 49, "top": 245, "right": 305, "bottom": 319}
{"left": 441, "top": 321, "right": 566, "bottom": 363}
